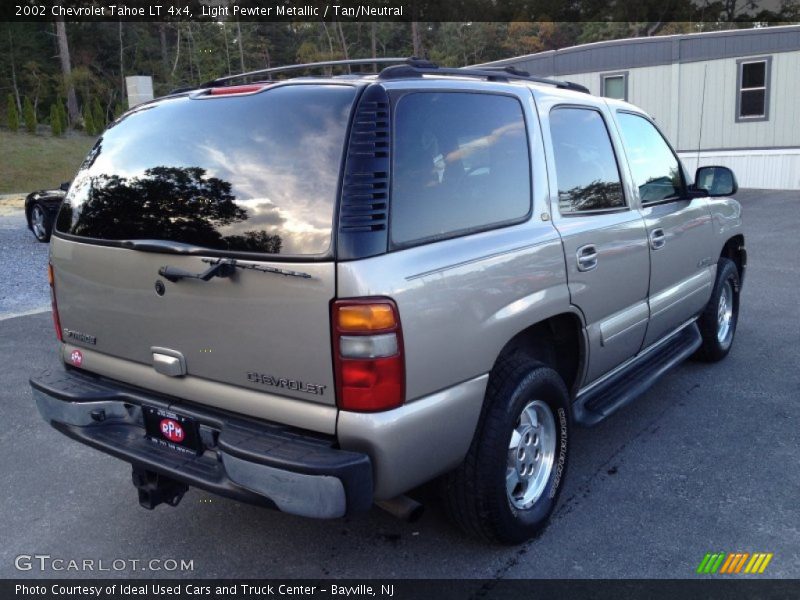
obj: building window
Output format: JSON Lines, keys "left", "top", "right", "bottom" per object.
{"left": 601, "top": 72, "right": 628, "bottom": 100}
{"left": 736, "top": 57, "right": 771, "bottom": 122}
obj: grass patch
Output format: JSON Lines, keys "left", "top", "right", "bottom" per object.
{"left": 0, "top": 128, "right": 97, "bottom": 194}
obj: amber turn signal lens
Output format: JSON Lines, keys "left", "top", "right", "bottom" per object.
{"left": 336, "top": 304, "right": 396, "bottom": 331}
{"left": 47, "top": 263, "right": 55, "bottom": 286}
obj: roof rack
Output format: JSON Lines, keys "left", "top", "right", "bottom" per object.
{"left": 378, "top": 62, "right": 591, "bottom": 94}
{"left": 202, "top": 57, "right": 433, "bottom": 88}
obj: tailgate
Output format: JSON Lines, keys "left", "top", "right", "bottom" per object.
{"left": 52, "top": 238, "right": 336, "bottom": 409}
{"left": 47, "top": 83, "right": 359, "bottom": 432}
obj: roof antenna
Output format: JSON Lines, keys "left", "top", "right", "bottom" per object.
{"left": 695, "top": 64, "right": 708, "bottom": 176}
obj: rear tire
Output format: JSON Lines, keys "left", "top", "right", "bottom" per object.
{"left": 29, "top": 203, "right": 52, "bottom": 243}
{"left": 443, "top": 357, "right": 571, "bottom": 544}
{"left": 694, "top": 258, "right": 740, "bottom": 362}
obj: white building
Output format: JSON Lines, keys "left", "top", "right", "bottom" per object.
{"left": 479, "top": 25, "right": 800, "bottom": 190}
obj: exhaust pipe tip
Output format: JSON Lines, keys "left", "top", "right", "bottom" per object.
{"left": 375, "top": 495, "right": 424, "bottom": 523}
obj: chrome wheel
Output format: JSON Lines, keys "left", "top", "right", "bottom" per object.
{"left": 506, "top": 399, "right": 556, "bottom": 510}
{"left": 31, "top": 205, "right": 47, "bottom": 240}
{"left": 717, "top": 280, "right": 734, "bottom": 344}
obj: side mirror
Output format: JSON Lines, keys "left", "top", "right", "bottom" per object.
{"left": 59, "top": 181, "right": 71, "bottom": 192}
{"left": 694, "top": 166, "right": 738, "bottom": 197}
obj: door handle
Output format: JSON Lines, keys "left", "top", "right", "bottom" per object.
{"left": 650, "top": 228, "right": 666, "bottom": 250}
{"left": 576, "top": 244, "right": 598, "bottom": 272}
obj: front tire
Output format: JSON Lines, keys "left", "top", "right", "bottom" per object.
{"left": 443, "top": 357, "right": 571, "bottom": 544}
{"left": 694, "top": 258, "right": 740, "bottom": 362}
{"left": 29, "top": 203, "right": 52, "bottom": 243}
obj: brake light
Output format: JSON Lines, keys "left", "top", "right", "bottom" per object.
{"left": 208, "top": 84, "right": 267, "bottom": 96}
{"left": 332, "top": 298, "right": 405, "bottom": 412}
{"left": 48, "top": 263, "right": 63, "bottom": 342}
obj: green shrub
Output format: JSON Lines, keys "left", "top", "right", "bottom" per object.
{"left": 91, "top": 98, "right": 105, "bottom": 133}
{"left": 56, "top": 97, "right": 68, "bottom": 132}
{"left": 23, "top": 97, "right": 37, "bottom": 133}
{"left": 82, "top": 101, "right": 95, "bottom": 135}
{"left": 50, "top": 103, "right": 62, "bottom": 136}
{"left": 6, "top": 94, "right": 19, "bottom": 132}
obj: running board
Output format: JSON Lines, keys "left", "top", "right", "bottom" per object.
{"left": 573, "top": 323, "right": 702, "bottom": 427}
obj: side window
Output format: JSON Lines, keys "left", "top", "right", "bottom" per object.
{"left": 391, "top": 92, "right": 531, "bottom": 247}
{"left": 615, "top": 112, "right": 683, "bottom": 204}
{"left": 549, "top": 107, "right": 625, "bottom": 214}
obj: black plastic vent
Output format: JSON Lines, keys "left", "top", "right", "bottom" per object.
{"left": 337, "top": 84, "right": 391, "bottom": 260}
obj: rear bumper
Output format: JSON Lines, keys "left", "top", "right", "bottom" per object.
{"left": 30, "top": 368, "right": 372, "bottom": 519}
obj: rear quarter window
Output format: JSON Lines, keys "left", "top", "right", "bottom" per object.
{"left": 56, "top": 84, "right": 357, "bottom": 257}
{"left": 390, "top": 92, "right": 531, "bottom": 247}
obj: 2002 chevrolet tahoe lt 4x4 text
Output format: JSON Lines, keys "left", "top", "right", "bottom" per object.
{"left": 31, "top": 58, "right": 745, "bottom": 544}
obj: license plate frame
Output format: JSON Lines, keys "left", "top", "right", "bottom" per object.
{"left": 143, "top": 406, "right": 202, "bottom": 456}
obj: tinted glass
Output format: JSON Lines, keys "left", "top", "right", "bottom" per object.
{"left": 603, "top": 76, "right": 625, "bottom": 100}
{"left": 740, "top": 89, "right": 766, "bottom": 117}
{"left": 616, "top": 112, "right": 682, "bottom": 203}
{"left": 391, "top": 92, "right": 531, "bottom": 246}
{"left": 549, "top": 108, "right": 625, "bottom": 213}
{"left": 741, "top": 61, "right": 766, "bottom": 88}
{"left": 56, "top": 85, "right": 356, "bottom": 256}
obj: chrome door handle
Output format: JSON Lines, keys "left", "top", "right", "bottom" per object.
{"left": 650, "top": 228, "right": 666, "bottom": 250}
{"left": 577, "top": 244, "right": 598, "bottom": 272}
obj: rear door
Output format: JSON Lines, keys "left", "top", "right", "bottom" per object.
{"left": 50, "top": 84, "right": 359, "bottom": 432}
{"left": 536, "top": 92, "right": 651, "bottom": 385}
{"left": 612, "top": 110, "right": 716, "bottom": 346}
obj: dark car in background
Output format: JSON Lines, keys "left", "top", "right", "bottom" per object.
{"left": 25, "top": 182, "right": 69, "bottom": 243}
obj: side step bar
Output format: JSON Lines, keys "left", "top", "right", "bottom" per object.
{"left": 573, "top": 323, "right": 702, "bottom": 426}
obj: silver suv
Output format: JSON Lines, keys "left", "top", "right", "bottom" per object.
{"left": 31, "top": 59, "right": 745, "bottom": 544}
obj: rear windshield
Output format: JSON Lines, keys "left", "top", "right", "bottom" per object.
{"left": 56, "top": 84, "right": 357, "bottom": 257}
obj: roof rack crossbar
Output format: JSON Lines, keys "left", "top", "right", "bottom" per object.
{"left": 203, "top": 57, "right": 433, "bottom": 88}
{"left": 378, "top": 63, "right": 591, "bottom": 94}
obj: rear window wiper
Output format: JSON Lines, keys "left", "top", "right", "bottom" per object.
{"left": 158, "top": 258, "right": 312, "bottom": 283}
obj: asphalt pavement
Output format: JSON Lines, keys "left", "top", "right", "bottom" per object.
{"left": 0, "top": 190, "right": 797, "bottom": 580}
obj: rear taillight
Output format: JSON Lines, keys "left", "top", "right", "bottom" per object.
{"left": 48, "top": 263, "right": 63, "bottom": 342}
{"left": 332, "top": 298, "right": 405, "bottom": 412}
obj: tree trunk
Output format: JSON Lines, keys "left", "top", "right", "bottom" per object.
{"left": 7, "top": 27, "right": 22, "bottom": 112}
{"left": 159, "top": 23, "right": 168, "bottom": 74}
{"left": 55, "top": 16, "right": 80, "bottom": 124}
{"left": 119, "top": 21, "right": 125, "bottom": 104}
{"left": 222, "top": 22, "right": 232, "bottom": 75}
{"left": 370, "top": 22, "right": 377, "bottom": 71}
{"left": 411, "top": 22, "right": 423, "bottom": 58}
{"left": 236, "top": 19, "right": 246, "bottom": 72}
{"left": 171, "top": 24, "right": 181, "bottom": 77}
{"left": 336, "top": 22, "right": 350, "bottom": 73}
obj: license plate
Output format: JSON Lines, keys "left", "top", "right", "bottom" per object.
{"left": 143, "top": 406, "right": 202, "bottom": 455}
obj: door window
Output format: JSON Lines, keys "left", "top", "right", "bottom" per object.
{"left": 616, "top": 112, "right": 683, "bottom": 204}
{"left": 549, "top": 107, "right": 626, "bottom": 214}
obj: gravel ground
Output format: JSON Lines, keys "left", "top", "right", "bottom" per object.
{"left": 0, "top": 208, "right": 50, "bottom": 318}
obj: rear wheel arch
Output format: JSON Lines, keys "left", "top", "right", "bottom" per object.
{"left": 493, "top": 312, "right": 585, "bottom": 398}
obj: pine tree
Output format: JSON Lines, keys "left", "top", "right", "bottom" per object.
{"left": 23, "top": 97, "right": 36, "bottom": 133}
{"left": 50, "top": 103, "right": 62, "bottom": 136}
{"left": 7, "top": 94, "right": 19, "bottom": 132}
{"left": 82, "top": 101, "right": 95, "bottom": 135}
{"left": 113, "top": 101, "right": 126, "bottom": 121}
{"left": 56, "top": 97, "right": 68, "bottom": 132}
{"left": 91, "top": 98, "right": 105, "bottom": 132}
